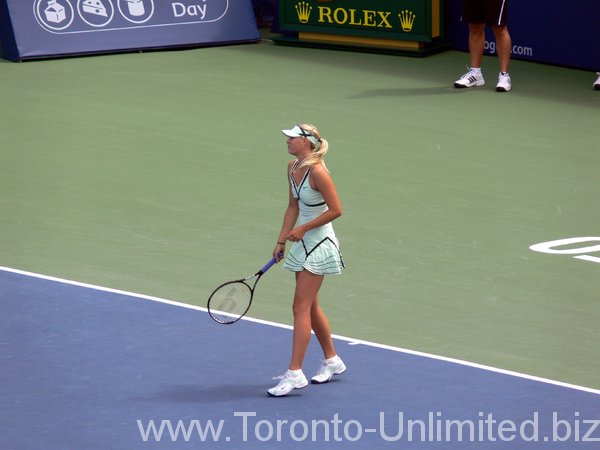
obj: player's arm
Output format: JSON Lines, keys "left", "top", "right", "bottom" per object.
{"left": 274, "top": 161, "right": 300, "bottom": 258}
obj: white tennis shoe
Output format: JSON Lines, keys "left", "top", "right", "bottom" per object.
{"left": 594, "top": 72, "right": 600, "bottom": 91}
{"left": 496, "top": 72, "right": 512, "bottom": 92}
{"left": 454, "top": 68, "right": 485, "bottom": 88}
{"left": 267, "top": 370, "right": 308, "bottom": 397}
{"left": 311, "top": 356, "right": 347, "bottom": 384}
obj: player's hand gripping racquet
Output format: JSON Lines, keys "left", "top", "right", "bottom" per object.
{"left": 207, "top": 254, "right": 282, "bottom": 324}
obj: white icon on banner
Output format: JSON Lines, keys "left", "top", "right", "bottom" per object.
{"left": 44, "top": 0, "right": 67, "bottom": 23}
{"left": 118, "top": 0, "right": 154, "bottom": 24}
{"left": 82, "top": 0, "right": 108, "bottom": 17}
{"left": 125, "top": 0, "right": 145, "bottom": 16}
{"left": 35, "top": 0, "right": 75, "bottom": 31}
{"left": 77, "top": 0, "right": 114, "bottom": 27}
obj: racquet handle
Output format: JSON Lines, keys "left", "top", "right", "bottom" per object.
{"left": 259, "top": 252, "right": 284, "bottom": 274}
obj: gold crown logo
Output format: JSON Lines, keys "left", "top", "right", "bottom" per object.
{"left": 398, "top": 10, "right": 416, "bottom": 32}
{"left": 295, "top": 1, "right": 312, "bottom": 24}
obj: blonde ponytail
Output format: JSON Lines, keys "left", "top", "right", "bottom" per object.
{"left": 297, "top": 124, "right": 329, "bottom": 169}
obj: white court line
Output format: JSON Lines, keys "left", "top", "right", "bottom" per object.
{"left": 2, "top": 265, "right": 599, "bottom": 396}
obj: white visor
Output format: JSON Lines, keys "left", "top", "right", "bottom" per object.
{"left": 282, "top": 125, "right": 320, "bottom": 147}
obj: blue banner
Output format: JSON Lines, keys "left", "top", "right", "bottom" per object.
{"left": 0, "top": 0, "right": 259, "bottom": 61}
{"left": 445, "top": 0, "right": 600, "bottom": 72}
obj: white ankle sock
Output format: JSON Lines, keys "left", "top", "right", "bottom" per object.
{"left": 325, "top": 355, "right": 340, "bottom": 364}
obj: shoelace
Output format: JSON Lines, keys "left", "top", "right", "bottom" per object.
{"left": 461, "top": 65, "right": 475, "bottom": 78}
{"left": 272, "top": 371, "right": 299, "bottom": 381}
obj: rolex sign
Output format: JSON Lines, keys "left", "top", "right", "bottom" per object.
{"left": 279, "top": 0, "right": 442, "bottom": 44}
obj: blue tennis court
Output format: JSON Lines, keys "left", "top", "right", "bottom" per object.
{"left": 1, "top": 267, "right": 598, "bottom": 449}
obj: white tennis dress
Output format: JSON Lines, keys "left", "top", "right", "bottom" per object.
{"left": 282, "top": 160, "right": 345, "bottom": 275}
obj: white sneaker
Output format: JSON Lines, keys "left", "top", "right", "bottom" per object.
{"left": 311, "top": 356, "right": 347, "bottom": 384}
{"left": 496, "top": 72, "right": 512, "bottom": 92}
{"left": 267, "top": 370, "right": 308, "bottom": 397}
{"left": 594, "top": 73, "right": 600, "bottom": 91}
{"left": 454, "top": 68, "right": 485, "bottom": 88}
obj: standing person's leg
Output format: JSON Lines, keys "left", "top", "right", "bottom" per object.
{"left": 310, "top": 297, "right": 336, "bottom": 359}
{"left": 468, "top": 23, "right": 486, "bottom": 69}
{"left": 454, "top": 0, "right": 486, "bottom": 88}
{"left": 492, "top": 25, "right": 511, "bottom": 73}
{"left": 268, "top": 269, "right": 346, "bottom": 395}
{"left": 289, "top": 270, "right": 324, "bottom": 369}
{"left": 490, "top": 0, "right": 512, "bottom": 91}
{"left": 268, "top": 270, "right": 323, "bottom": 397}
{"left": 309, "top": 292, "right": 347, "bottom": 385}
{"left": 492, "top": 25, "right": 512, "bottom": 91}
{"left": 454, "top": 22, "right": 486, "bottom": 88}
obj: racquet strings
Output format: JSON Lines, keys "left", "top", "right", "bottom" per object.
{"left": 209, "top": 281, "right": 252, "bottom": 324}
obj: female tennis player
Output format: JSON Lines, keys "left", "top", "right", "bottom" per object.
{"left": 268, "top": 123, "right": 346, "bottom": 397}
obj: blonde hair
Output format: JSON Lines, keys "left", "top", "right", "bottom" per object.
{"left": 297, "top": 123, "right": 329, "bottom": 169}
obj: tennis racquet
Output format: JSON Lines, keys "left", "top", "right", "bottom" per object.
{"left": 207, "top": 254, "right": 282, "bottom": 324}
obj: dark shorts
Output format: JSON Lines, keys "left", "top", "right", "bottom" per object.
{"left": 461, "top": 0, "right": 509, "bottom": 26}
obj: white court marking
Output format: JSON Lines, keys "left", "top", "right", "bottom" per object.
{"left": 1, "top": 265, "right": 598, "bottom": 396}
